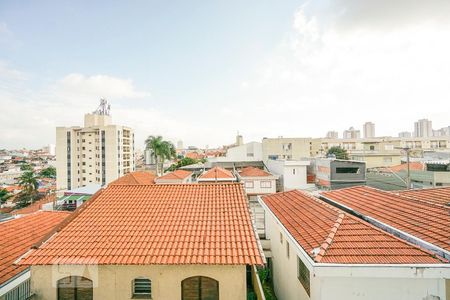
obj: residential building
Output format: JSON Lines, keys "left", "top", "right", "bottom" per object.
{"left": 363, "top": 122, "right": 375, "bottom": 138}
{"left": 267, "top": 160, "right": 311, "bottom": 191}
{"left": 394, "top": 186, "right": 450, "bottom": 206}
{"left": 155, "top": 170, "right": 193, "bottom": 184}
{"left": 0, "top": 211, "right": 71, "bottom": 300}
{"left": 19, "top": 183, "right": 264, "bottom": 300}
{"left": 342, "top": 127, "right": 360, "bottom": 139}
{"left": 309, "top": 158, "right": 366, "bottom": 190}
{"left": 414, "top": 118, "right": 433, "bottom": 138}
{"left": 209, "top": 142, "right": 262, "bottom": 163}
{"left": 56, "top": 100, "right": 135, "bottom": 190}
{"left": 176, "top": 140, "right": 183, "bottom": 150}
{"left": 259, "top": 190, "right": 449, "bottom": 300}
{"left": 262, "top": 137, "right": 318, "bottom": 161}
{"left": 197, "top": 166, "right": 237, "bottom": 182}
{"left": 398, "top": 131, "right": 412, "bottom": 138}
{"left": 325, "top": 131, "right": 338, "bottom": 139}
{"left": 236, "top": 134, "right": 244, "bottom": 146}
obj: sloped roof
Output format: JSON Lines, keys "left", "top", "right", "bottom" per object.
{"left": 394, "top": 187, "right": 450, "bottom": 207}
{"left": 198, "top": 167, "right": 236, "bottom": 180}
{"left": 261, "top": 190, "right": 446, "bottom": 264}
{"left": 238, "top": 167, "right": 273, "bottom": 177}
{"left": 19, "top": 183, "right": 263, "bottom": 266}
{"left": 156, "top": 170, "right": 193, "bottom": 181}
{"left": 109, "top": 171, "right": 156, "bottom": 185}
{"left": 386, "top": 162, "right": 424, "bottom": 172}
{"left": 322, "top": 186, "right": 450, "bottom": 252}
{"left": 0, "top": 211, "right": 71, "bottom": 285}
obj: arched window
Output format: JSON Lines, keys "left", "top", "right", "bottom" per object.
{"left": 132, "top": 277, "right": 152, "bottom": 298}
{"left": 182, "top": 276, "right": 219, "bottom": 300}
{"left": 57, "top": 276, "right": 93, "bottom": 300}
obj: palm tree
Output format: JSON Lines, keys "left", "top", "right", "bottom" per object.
{"left": 145, "top": 136, "right": 176, "bottom": 176}
{"left": 18, "top": 170, "right": 40, "bottom": 203}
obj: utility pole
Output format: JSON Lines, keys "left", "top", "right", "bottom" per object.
{"left": 396, "top": 147, "right": 411, "bottom": 189}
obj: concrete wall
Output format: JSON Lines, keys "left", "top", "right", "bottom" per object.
{"left": 31, "top": 264, "right": 246, "bottom": 300}
{"left": 241, "top": 177, "right": 277, "bottom": 195}
{"left": 262, "top": 138, "right": 314, "bottom": 162}
{"left": 267, "top": 160, "right": 310, "bottom": 191}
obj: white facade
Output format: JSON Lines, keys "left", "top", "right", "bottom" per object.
{"left": 56, "top": 111, "right": 135, "bottom": 190}
{"left": 414, "top": 119, "right": 433, "bottom": 138}
{"left": 267, "top": 160, "right": 311, "bottom": 191}
{"left": 343, "top": 127, "right": 361, "bottom": 139}
{"left": 239, "top": 175, "right": 277, "bottom": 196}
{"left": 363, "top": 122, "right": 375, "bottom": 138}
{"left": 260, "top": 199, "right": 450, "bottom": 300}
{"left": 210, "top": 142, "right": 262, "bottom": 162}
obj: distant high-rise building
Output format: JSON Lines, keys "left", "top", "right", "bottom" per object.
{"left": 177, "top": 140, "right": 184, "bottom": 150}
{"left": 398, "top": 131, "right": 412, "bottom": 138}
{"left": 56, "top": 99, "right": 135, "bottom": 190}
{"left": 343, "top": 127, "right": 361, "bottom": 139}
{"left": 326, "top": 131, "right": 339, "bottom": 139}
{"left": 433, "top": 126, "right": 450, "bottom": 137}
{"left": 363, "top": 122, "right": 375, "bottom": 138}
{"left": 236, "top": 133, "right": 244, "bottom": 146}
{"left": 414, "top": 119, "right": 433, "bottom": 138}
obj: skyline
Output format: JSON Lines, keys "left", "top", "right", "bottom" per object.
{"left": 1, "top": 0, "right": 450, "bottom": 149}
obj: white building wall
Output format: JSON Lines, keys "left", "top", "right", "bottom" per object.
{"left": 241, "top": 177, "right": 277, "bottom": 195}
{"left": 225, "top": 142, "right": 262, "bottom": 161}
{"left": 267, "top": 160, "right": 310, "bottom": 191}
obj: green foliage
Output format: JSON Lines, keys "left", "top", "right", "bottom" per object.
{"left": 20, "top": 163, "right": 33, "bottom": 171}
{"left": 18, "top": 170, "right": 40, "bottom": 195}
{"left": 257, "top": 266, "right": 278, "bottom": 300}
{"left": 145, "top": 135, "right": 176, "bottom": 176}
{"left": 326, "top": 146, "right": 349, "bottom": 160}
{"left": 14, "top": 191, "right": 43, "bottom": 209}
{"left": 166, "top": 157, "right": 198, "bottom": 172}
{"left": 0, "top": 189, "right": 12, "bottom": 204}
{"left": 39, "top": 166, "right": 56, "bottom": 178}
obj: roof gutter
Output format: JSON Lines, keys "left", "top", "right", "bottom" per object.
{"left": 319, "top": 194, "right": 450, "bottom": 261}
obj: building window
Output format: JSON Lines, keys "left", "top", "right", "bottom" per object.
{"left": 383, "top": 157, "right": 393, "bottom": 163}
{"left": 280, "top": 232, "right": 283, "bottom": 244}
{"left": 336, "top": 167, "right": 360, "bottom": 174}
{"left": 297, "top": 257, "right": 310, "bottom": 296}
{"left": 132, "top": 278, "right": 151, "bottom": 298}
{"left": 369, "top": 145, "right": 375, "bottom": 151}
{"left": 244, "top": 181, "right": 254, "bottom": 188}
{"left": 182, "top": 276, "right": 218, "bottom": 300}
{"left": 260, "top": 181, "right": 272, "bottom": 188}
{"left": 286, "top": 242, "right": 290, "bottom": 258}
{"left": 292, "top": 168, "right": 296, "bottom": 175}
{"left": 57, "top": 276, "right": 93, "bottom": 300}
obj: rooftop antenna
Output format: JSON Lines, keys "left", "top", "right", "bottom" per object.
{"left": 93, "top": 98, "right": 111, "bottom": 116}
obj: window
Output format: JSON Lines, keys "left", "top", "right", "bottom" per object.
{"left": 383, "top": 157, "right": 393, "bottom": 163}
{"left": 336, "top": 167, "right": 360, "bottom": 174}
{"left": 280, "top": 232, "right": 283, "bottom": 244}
{"left": 57, "top": 276, "right": 93, "bottom": 300}
{"left": 292, "top": 168, "right": 296, "bottom": 175}
{"left": 244, "top": 181, "right": 254, "bottom": 188}
{"left": 369, "top": 145, "right": 375, "bottom": 151}
{"left": 182, "top": 276, "right": 218, "bottom": 300}
{"left": 286, "top": 242, "right": 290, "bottom": 258}
{"left": 297, "top": 257, "right": 310, "bottom": 296}
{"left": 260, "top": 181, "right": 272, "bottom": 188}
{"left": 133, "top": 278, "right": 151, "bottom": 298}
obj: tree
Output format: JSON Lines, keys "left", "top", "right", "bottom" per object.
{"left": 166, "top": 157, "right": 198, "bottom": 172}
{"left": 0, "top": 189, "right": 12, "bottom": 205}
{"left": 145, "top": 135, "right": 176, "bottom": 176}
{"left": 20, "top": 163, "right": 33, "bottom": 171}
{"left": 17, "top": 170, "right": 40, "bottom": 205}
{"left": 40, "top": 166, "right": 56, "bottom": 178}
{"left": 326, "top": 146, "right": 349, "bottom": 160}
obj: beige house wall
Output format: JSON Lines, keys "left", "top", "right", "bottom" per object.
{"left": 262, "top": 138, "right": 313, "bottom": 162}
{"left": 31, "top": 264, "right": 246, "bottom": 300}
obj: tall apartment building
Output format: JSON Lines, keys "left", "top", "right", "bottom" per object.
{"left": 414, "top": 118, "right": 433, "bottom": 138}
{"left": 56, "top": 100, "right": 135, "bottom": 190}
{"left": 363, "top": 122, "right": 375, "bottom": 138}
{"left": 398, "top": 131, "right": 412, "bottom": 138}
{"left": 343, "top": 127, "right": 361, "bottom": 139}
{"left": 326, "top": 131, "right": 339, "bottom": 139}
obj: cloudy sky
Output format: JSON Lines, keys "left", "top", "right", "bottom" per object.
{"left": 1, "top": 0, "right": 449, "bottom": 149}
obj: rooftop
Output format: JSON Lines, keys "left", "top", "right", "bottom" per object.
{"left": 20, "top": 183, "right": 263, "bottom": 266}
{"left": 198, "top": 167, "right": 236, "bottom": 181}
{"left": 394, "top": 187, "right": 450, "bottom": 207}
{"left": 238, "top": 166, "right": 273, "bottom": 177}
{"left": 261, "top": 190, "right": 446, "bottom": 264}
{"left": 109, "top": 171, "right": 156, "bottom": 185}
{"left": 156, "top": 170, "right": 193, "bottom": 181}
{"left": 0, "top": 211, "right": 71, "bottom": 286}
{"left": 321, "top": 186, "right": 450, "bottom": 252}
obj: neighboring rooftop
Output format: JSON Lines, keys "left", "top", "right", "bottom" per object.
{"left": 0, "top": 211, "right": 71, "bottom": 286}
{"left": 109, "top": 171, "right": 156, "bottom": 185}
{"left": 238, "top": 166, "right": 273, "bottom": 177}
{"left": 321, "top": 186, "right": 450, "bottom": 253}
{"left": 20, "top": 183, "right": 263, "bottom": 266}
{"left": 385, "top": 162, "right": 424, "bottom": 172}
{"left": 11, "top": 194, "right": 56, "bottom": 215}
{"left": 394, "top": 187, "right": 450, "bottom": 207}
{"left": 198, "top": 167, "right": 236, "bottom": 181}
{"left": 156, "top": 170, "right": 192, "bottom": 181}
{"left": 261, "top": 190, "right": 446, "bottom": 264}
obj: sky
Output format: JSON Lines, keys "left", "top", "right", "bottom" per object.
{"left": 1, "top": 0, "right": 450, "bottom": 150}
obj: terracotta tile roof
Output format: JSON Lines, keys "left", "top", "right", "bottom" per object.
{"left": 322, "top": 186, "right": 450, "bottom": 252}
{"left": 109, "top": 171, "right": 156, "bottom": 185}
{"left": 394, "top": 187, "right": 450, "bottom": 207}
{"left": 386, "top": 162, "right": 424, "bottom": 172}
{"left": 185, "top": 152, "right": 205, "bottom": 160}
{"left": 19, "top": 183, "right": 263, "bottom": 266}
{"left": 156, "top": 170, "right": 192, "bottom": 180}
{"left": 0, "top": 211, "right": 71, "bottom": 285}
{"left": 238, "top": 167, "right": 273, "bottom": 177}
{"left": 198, "top": 167, "right": 236, "bottom": 181}
{"left": 11, "top": 194, "right": 57, "bottom": 215}
{"left": 261, "top": 190, "right": 446, "bottom": 264}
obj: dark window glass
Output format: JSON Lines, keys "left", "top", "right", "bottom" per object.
{"left": 182, "top": 276, "right": 218, "bottom": 300}
{"left": 57, "top": 276, "right": 93, "bottom": 300}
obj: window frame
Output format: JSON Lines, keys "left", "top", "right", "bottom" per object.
{"left": 132, "top": 277, "right": 152, "bottom": 299}
{"left": 244, "top": 180, "right": 254, "bottom": 189}
{"left": 260, "top": 180, "right": 272, "bottom": 188}
{"left": 297, "top": 256, "right": 311, "bottom": 296}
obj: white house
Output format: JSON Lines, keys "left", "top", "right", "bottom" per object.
{"left": 259, "top": 190, "right": 449, "bottom": 300}
{"left": 208, "top": 142, "right": 262, "bottom": 163}
{"left": 237, "top": 166, "right": 278, "bottom": 199}
{"left": 267, "top": 159, "right": 312, "bottom": 191}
